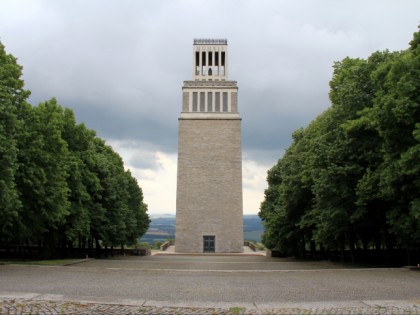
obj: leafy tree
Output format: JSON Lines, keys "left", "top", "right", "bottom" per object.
{"left": 0, "top": 40, "right": 151, "bottom": 259}
{"left": 15, "top": 99, "right": 70, "bottom": 257}
{"left": 259, "top": 161, "right": 283, "bottom": 251}
{"left": 59, "top": 108, "right": 97, "bottom": 253}
{"left": 260, "top": 26, "right": 420, "bottom": 265}
{"left": 123, "top": 170, "right": 150, "bottom": 246}
{"left": 260, "top": 127, "right": 313, "bottom": 256}
{"left": 89, "top": 139, "right": 149, "bottom": 253}
{"left": 308, "top": 56, "right": 382, "bottom": 261}
{"left": 92, "top": 140, "right": 127, "bottom": 249}
{"left": 0, "top": 42, "right": 30, "bottom": 241}
{"left": 368, "top": 29, "right": 420, "bottom": 261}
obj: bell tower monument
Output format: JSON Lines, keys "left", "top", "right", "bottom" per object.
{"left": 175, "top": 39, "right": 243, "bottom": 253}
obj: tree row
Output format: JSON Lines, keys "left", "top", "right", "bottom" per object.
{"left": 259, "top": 27, "right": 420, "bottom": 265}
{"left": 0, "top": 42, "right": 150, "bottom": 259}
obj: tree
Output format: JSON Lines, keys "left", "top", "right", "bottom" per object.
{"left": 123, "top": 170, "right": 150, "bottom": 246}
{"left": 367, "top": 28, "right": 420, "bottom": 261}
{"left": 0, "top": 40, "right": 151, "bottom": 259}
{"left": 59, "top": 108, "right": 96, "bottom": 255}
{"left": 260, "top": 26, "right": 420, "bottom": 265}
{"left": 89, "top": 139, "right": 149, "bottom": 255}
{"left": 259, "top": 127, "right": 313, "bottom": 256}
{"left": 0, "top": 42, "right": 30, "bottom": 242}
{"left": 15, "top": 99, "right": 70, "bottom": 257}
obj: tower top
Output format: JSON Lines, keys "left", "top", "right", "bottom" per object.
{"left": 192, "top": 38, "right": 229, "bottom": 81}
{"left": 194, "top": 39, "right": 227, "bottom": 45}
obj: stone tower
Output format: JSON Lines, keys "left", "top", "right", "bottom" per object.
{"left": 175, "top": 39, "right": 243, "bottom": 253}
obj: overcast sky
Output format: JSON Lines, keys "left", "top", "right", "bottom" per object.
{"left": 1, "top": 0, "right": 419, "bottom": 215}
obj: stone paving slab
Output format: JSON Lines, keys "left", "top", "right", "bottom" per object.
{"left": 1, "top": 297, "right": 420, "bottom": 314}
{"left": 156, "top": 246, "right": 265, "bottom": 256}
{"left": 143, "top": 299, "right": 256, "bottom": 309}
{"left": 2, "top": 264, "right": 420, "bottom": 304}
{"left": 73, "top": 256, "right": 365, "bottom": 270}
{"left": 2, "top": 257, "right": 420, "bottom": 314}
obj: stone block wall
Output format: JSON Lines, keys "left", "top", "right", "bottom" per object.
{"left": 175, "top": 118, "right": 243, "bottom": 253}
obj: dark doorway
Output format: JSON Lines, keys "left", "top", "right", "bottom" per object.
{"left": 203, "top": 235, "right": 215, "bottom": 252}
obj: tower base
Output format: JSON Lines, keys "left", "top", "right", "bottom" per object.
{"left": 175, "top": 117, "right": 243, "bottom": 253}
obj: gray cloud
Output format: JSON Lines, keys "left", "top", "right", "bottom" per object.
{"left": 128, "top": 151, "right": 159, "bottom": 171}
{"left": 1, "top": 0, "right": 419, "bottom": 166}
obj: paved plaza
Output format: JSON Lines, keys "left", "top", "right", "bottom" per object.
{"left": 1, "top": 255, "right": 420, "bottom": 314}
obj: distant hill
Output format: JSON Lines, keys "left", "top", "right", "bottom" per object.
{"left": 243, "top": 215, "right": 264, "bottom": 242}
{"left": 141, "top": 214, "right": 264, "bottom": 244}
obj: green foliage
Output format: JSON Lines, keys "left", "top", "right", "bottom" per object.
{"left": 137, "top": 242, "right": 151, "bottom": 249}
{"left": 0, "top": 42, "right": 30, "bottom": 239}
{"left": 260, "top": 26, "right": 420, "bottom": 263}
{"left": 15, "top": 99, "right": 71, "bottom": 249}
{"left": 8, "top": 259, "right": 82, "bottom": 266}
{"left": 0, "top": 41, "right": 150, "bottom": 257}
{"left": 228, "top": 306, "right": 246, "bottom": 315}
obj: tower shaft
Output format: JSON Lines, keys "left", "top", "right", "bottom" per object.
{"left": 175, "top": 39, "right": 243, "bottom": 253}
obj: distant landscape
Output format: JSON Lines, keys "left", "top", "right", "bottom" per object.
{"left": 140, "top": 215, "right": 264, "bottom": 245}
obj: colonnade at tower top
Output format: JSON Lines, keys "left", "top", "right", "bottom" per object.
{"left": 193, "top": 39, "right": 228, "bottom": 81}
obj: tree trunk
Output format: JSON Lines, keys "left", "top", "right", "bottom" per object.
{"left": 340, "top": 241, "right": 345, "bottom": 263}
{"left": 19, "top": 241, "right": 24, "bottom": 260}
{"left": 298, "top": 235, "right": 305, "bottom": 259}
{"left": 68, "top": 240, "right": 74, "bottom": 258}
{"left": 407, "top": 248, "right": 412, "bottom": 266}
{"left": 78, "top": 233, "right": 82, "bottom": 252}
{"left": 5, "top": 238, "right": 10, "bottom": 256}
{"left": 362, "top": 238, "right": 368, "bottom": 263}
{"left": 60, "top": 233, "right": 67, "bottom": 259}
{"left": 45, "top": 232, "right": 56, "bottom": 260}
{"left": 87, "top": 238, "right": 92, "bottom": 258}
{"left": 320, "top": 243, "right": 326, "bottom": 260}
{"left": 95, "top": 238, "right": 101, "bottom": 258}
{"left": 327, "top": 247, "right": 332, "bottom": 261}
{"left": 384, "top": 232, "right": 394, "bottom": 266}
{"left": 349, "top": 236, "right": 355, "bottom": 264}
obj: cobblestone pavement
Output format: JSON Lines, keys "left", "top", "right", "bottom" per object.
{"left": 1, "top": 297, "right": 420, "bottom": 314}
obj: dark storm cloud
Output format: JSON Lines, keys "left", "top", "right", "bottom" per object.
{"left": 69, "top": 100, "right": 179, "bottom": 152}
{"left": 1, "top": 0, "right": 419, "bottom": 166}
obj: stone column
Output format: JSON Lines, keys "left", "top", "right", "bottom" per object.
{"left": 206, "top": 49, "right": 208, "bottom": 76}
{"left": 225, "top": 49, "right": 228, "bottom": 79}
{"left": 218, "top": 48, "right": 222, "bottom": 80}
{"left": 193, "top": 47, "right": 197, "bottom": 80}
{"left": 211, "top": 48, "right": 215, "bottom": 78}
{"left": 199, "top": 48, "right": 202, "bottom": 80}
{"left": 205, "top": 89, "right": 208, "bottom": 112}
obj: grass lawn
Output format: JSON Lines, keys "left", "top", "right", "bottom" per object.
{"left": 6, "top": 259, "right": 85, "bottom": 266}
